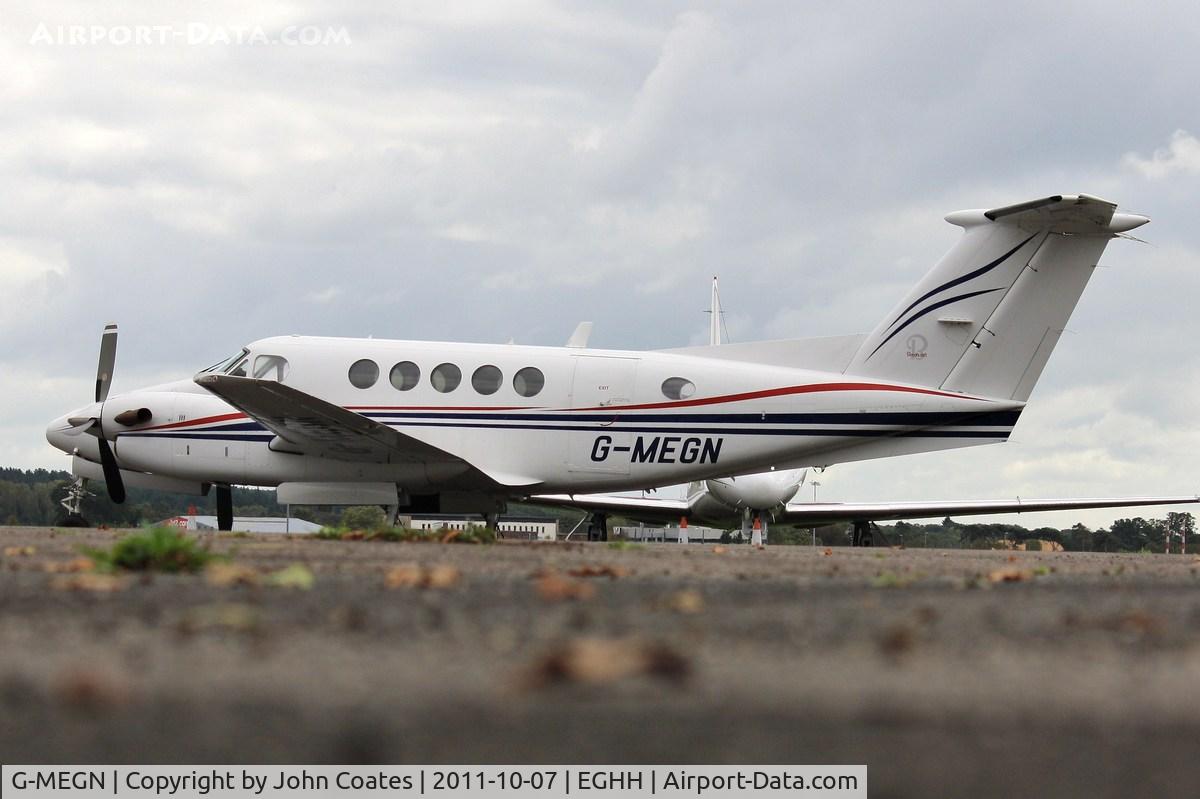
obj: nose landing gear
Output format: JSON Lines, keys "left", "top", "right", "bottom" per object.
{"left": 58, "top": 477, "right": 92, "bottom": 528}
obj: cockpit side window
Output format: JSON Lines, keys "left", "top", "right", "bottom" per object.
{"left": 200, "top": 349, "right": 249, "bottom": 375}
{"left": 253, "top": 354, "right": 289, "bottom": 382}
{"left": 226, "top": 354, "right": 249, "bottom": 377}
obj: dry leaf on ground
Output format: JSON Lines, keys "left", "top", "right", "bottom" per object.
{"left": 665, "top": 589, "right": 704, "bottom": 614}
{"left": 385, "top": 563, "right": 461, "bottom": 590}
{"left": 525, "top": 637, "right": 689, "bottom": 687}
{"left": 205, "top": 562, "right": 260, "bottom": 587}
{"left": 987, "top": 567, "right": 1033, "bottom": 584}
{"left": 51, "top": 574, "right": 127, "bottom": 592}
{"left": 55, "top": 669, "right": 129, "bottom": 711}
{"left": 43, "top": 558, "right": 96, "bottom": 574}
{"left": 179, "top": 603, "right": 260, "bottom": 633}
{"left": 534, "top": 571, "right": 595, "bottom": 601}
{"left": 567, "top": 564, "right": 629, "bottom": 579}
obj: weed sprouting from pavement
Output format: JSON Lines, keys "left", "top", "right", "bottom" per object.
{"left": 84, "top": 526, "right": 216, "bottom": 573}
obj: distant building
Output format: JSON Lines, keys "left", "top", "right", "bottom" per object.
{"left": 613, "top": 524, "right": 726, "bottom": 543}
{"left": 402, "top": 515, "right": 559, "bottom": 541}
{"left": 161, "top": 515, "right": 323, "bottom": 534}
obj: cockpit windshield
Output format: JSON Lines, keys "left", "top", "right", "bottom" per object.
{"left": 199, "top": 349, "right": 250, "bottom": 377}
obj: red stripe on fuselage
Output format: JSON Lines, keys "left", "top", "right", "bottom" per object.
{"left": 136, "top": 412, "right": 247, "bottom": 432}
{"left": 150, "top": 382, "right": 978, "bottom": 433}
{"left": 354, "top": 383, "right": 978, "bottom": 413}
{"left": 561, "top": 381, "right": 980, "bottom": 412}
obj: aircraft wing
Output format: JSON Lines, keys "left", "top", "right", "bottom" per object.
{"left": 195, "top": 374, "right": 466, "bottom": 466}
{"left": 780, "top": 496, "right": 1200, "bottom": 526}
{"left": 530, "top": 492, "right": 691, "bottom": 523}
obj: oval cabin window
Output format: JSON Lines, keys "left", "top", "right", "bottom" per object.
{"left": 431, "top": 363, "right": 462, "bottom": 393}
{"left": 661, "top": 377, "right": 696, "bottom": 400}
{"left": 513, "top": 367, "right": 545, "bottom": 398}
{"left": 471, "top": 365, "right": 503, "bottom": 395}
{"left": 390, "top": 361, "right": 420, "bottom": 391}
{"left": 348, "top": 359, "right": 379, "bottom": 389}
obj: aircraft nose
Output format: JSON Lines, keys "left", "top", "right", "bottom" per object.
{"left": 46, "top": 402, "right": 102, "bottom": 455}
{"left": 46, "top": 414, "right": 76, "bottom": 454}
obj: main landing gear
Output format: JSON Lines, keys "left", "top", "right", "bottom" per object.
{"left": 586, "top": 511, "right": 609, "bottom": 542}
{"left": 216, "top": 484, "right": 233, "bottom": 532}
{"left": 739, "top": 508, "right": 768, "bottom": 546}
{"left": 852, "top": 520, "right": 890, "bottom": 547}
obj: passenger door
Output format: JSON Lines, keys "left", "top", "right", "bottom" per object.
{"left": 567, "top": 355, "right": 639, "bottom": 474}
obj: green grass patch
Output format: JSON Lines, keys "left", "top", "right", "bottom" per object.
{"left": 316, "top": 525, "right": 496, "bottom": 544}
{"left": 872, "top": 570, "right": 917, "bottom": 589}
{"left": 84, "top": 526, "right": 216, "bottom": 573}
{"left": 607, "top": 540, "right": 645, "bottom": 550}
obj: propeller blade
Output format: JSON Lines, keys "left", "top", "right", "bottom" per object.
{"left": 96, "top": 437, "right": 126, "bottom": 504}
{"left": 95, "top": 323, "right": 118, "bottom": 403}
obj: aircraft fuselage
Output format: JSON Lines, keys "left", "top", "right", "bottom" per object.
{"left": 49, "top": 335, "right": 1022, "bottom": 497}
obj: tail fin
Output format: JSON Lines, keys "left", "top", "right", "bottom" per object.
{"left": 845, "top": 194, "right": 1148, "bottom": 400}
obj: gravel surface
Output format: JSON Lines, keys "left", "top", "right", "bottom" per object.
{"left": 3, "top": 526, "right": 1200, "bottom": 797}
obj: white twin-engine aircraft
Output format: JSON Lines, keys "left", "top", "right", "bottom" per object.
{"left": 46, "top": 194, "right": 1197, "bottom": 537}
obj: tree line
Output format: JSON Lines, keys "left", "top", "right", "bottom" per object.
{"left": 0, "top": 468, "right": 574, "bottom": 529}
{"left": 769, "top": 512, "right": 1197, "bottom": 552}
{"left": 1, "top": 467, "right": 1194, "bottom": 551}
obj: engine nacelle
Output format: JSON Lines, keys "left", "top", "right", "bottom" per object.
{"left": 705, "top": 469, "right": 805, "bottom": 511}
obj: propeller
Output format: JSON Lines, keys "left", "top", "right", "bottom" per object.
{"left": 96, "top": 324, "right": 117, "bottom": 403}
{"left": 97, "top": 437, "right": 126, "bottom": 504}
{"left": 87, "top": 324, "right": 126, "bottom": 504}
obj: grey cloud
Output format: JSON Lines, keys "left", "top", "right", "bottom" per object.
{"left": 2, "top": 1, "right": 1198, "bottom": 526}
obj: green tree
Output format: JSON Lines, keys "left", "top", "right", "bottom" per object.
{"left": 340, "top": 505, "right": 388, "bottom": 530}
{"left": 1110, "top": 517, "right": 1155, "bottom": 552}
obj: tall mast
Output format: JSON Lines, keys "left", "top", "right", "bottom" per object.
{"left": 709, "top": 275, "right": 722, "bottom": 346}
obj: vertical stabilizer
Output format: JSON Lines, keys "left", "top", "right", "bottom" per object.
{"left": 845, "top": 194, "right": 1148, "bottom": 400}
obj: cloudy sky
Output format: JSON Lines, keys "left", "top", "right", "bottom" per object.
{"left": 2, "top": 1, "right": 1197, "bottom": 528}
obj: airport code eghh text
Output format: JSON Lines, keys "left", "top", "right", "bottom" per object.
{"left": 3, "top": 766, "right": 866, "bottom": 798}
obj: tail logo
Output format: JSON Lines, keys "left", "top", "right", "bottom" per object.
{"left": 906, "top": 334, "right": 928, "bottom": 360}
